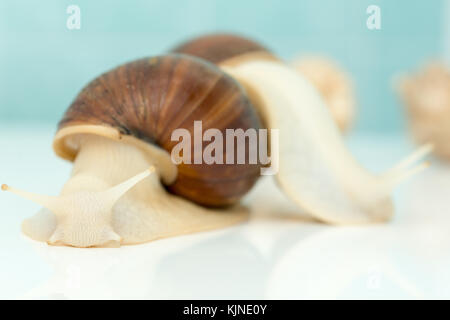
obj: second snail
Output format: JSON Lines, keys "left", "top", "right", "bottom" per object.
{"left": 3, "top": 34, "right": 432, "bottom": 247}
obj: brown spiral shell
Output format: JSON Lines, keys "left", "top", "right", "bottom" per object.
{"left": 172, "top": 33, "right": 276, "bottom": 66}
{"left": 56, "top": 54, "right": 263, "bottom": 207}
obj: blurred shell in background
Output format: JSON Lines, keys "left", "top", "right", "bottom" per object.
{"left": 396, "top": 62, "right": 450, "bottom": 160}
{"left": 291, "top": 56, "right": 356, "bottom": 133}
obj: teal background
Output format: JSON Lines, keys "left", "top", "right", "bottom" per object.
{"left": 0, "top": 0, "right": 447, "bottom": 132}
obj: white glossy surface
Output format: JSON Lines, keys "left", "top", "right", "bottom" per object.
{"left": 0, "top": 124, "right": 449, "bottom": 299}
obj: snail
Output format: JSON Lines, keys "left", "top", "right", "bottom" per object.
{"left": 395, "top": 62, "right": 450, "bottom": 160}
{"left": 291, "top": 56, "right": 356, "bottom": 132}
{"left": 172, "top": 33, "right": 432, "bottom": 225}
{"left": 2, "top": 34, "right": 432, "bottom": 248}
{"left": 2, "top": 54, "right": 261, "bottom": 247}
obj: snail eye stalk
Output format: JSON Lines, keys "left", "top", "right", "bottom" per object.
{"left": 2, "top": 167, "right": 155, "bottom": 217}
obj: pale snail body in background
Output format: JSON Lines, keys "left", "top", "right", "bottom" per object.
{"left": 291, "top": 56, "right": 356, "bottom": 132}
{"left": 396, "top": 62, "right": 450, "bottom": 160}
{"left": 3, "top": 34, "right": 432, "bottom": 248}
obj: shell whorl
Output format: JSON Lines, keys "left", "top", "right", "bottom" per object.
{"left": 172, "top": 33, "right": 276, "bottom": 66}
{"left": 56, "top": 54, "right": 263, "bottom": 207}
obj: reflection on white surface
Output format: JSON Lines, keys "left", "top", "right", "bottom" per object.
{"left": 21, "top": 228, "right": 269, "bottom": 299}
{"left": 1, "top": 125, "right": 450, "bottom": 299}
